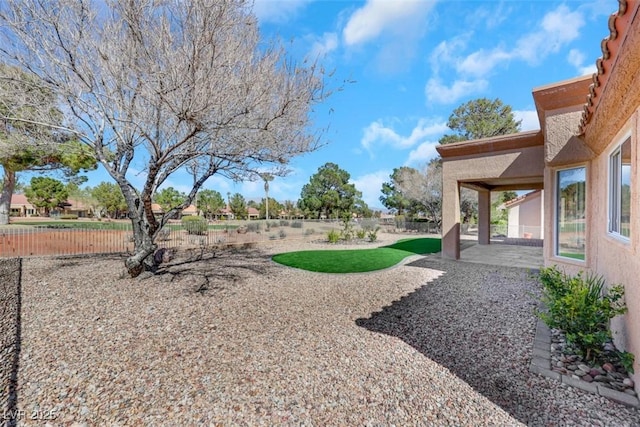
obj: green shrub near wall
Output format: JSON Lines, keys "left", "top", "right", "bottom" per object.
{"left": 537, "top": 266, "right": 633, "bottom": 369}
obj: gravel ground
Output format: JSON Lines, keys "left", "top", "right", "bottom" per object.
{"left": 0, "top": 258, "right": 21, "bottom": 426}
{"left": 9, "top": 234, "right": 640, "bottom": 425}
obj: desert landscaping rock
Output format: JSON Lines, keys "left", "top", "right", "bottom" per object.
{"left": 7, "top": 234, "right": 640, "bottom": 425}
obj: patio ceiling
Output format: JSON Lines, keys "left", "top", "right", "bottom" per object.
{"left": 459, "top": 177, "right": 544, "bottom": 192}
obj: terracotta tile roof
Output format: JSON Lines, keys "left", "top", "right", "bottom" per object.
{"left": 182, "top": 204, "right": 198, "bottom": 214}
{"left": 503, "top": 189, "right": 542, "bottom": 209}
{"left": 10, "top": 194, "right": 31, "bottom": 206}
{"left": 579, "top": 0, "right": 636, "bottom": 134}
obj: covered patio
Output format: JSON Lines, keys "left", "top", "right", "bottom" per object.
{"left": 436, "top": 130, "right": 545, "bottom": 260}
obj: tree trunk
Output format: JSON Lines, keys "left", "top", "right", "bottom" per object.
{"left": 125, "top": 215, "right": 158, "bottom": 278}
{"left": 0, "top": 168, "right": 16, "bottom": 225}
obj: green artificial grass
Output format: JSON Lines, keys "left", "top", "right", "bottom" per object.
{"left": 272, "top": 237, "right": 441, "bottom": 273}
{"left": 558, "top": 252, "right": 586, "bottom": 261}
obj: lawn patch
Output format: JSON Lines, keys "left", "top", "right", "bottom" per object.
{"left": 272, "top": 238, "right": 441, "bottom": 273}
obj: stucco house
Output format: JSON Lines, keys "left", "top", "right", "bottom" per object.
{"left": 9, "top": 194, "right": 36, "bottom": 217}
{"left": 500, "top": 190, "right": 544, "bottom": 239}
{"left": 437, "top": 1, "right": 640, "bottom": 390}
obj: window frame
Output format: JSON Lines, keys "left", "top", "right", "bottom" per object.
{"left": 608, "top": 135, "right": 632, "bottom": 241}
{"left": 554, "top": 165, "right": 587, "bottom": 262}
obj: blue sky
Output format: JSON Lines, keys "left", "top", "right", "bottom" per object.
{"left": 83, "top": 0, "right": 614, "bottom": 210}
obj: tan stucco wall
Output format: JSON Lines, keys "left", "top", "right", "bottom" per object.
{"left": 545, "top": 107, "right": 594, "bottom": 165}
{"left": 442, "top": 146, "right": 545, "bottom": 183}
{"left": 590, "top": 112, "right": 639, "bottom": 383}
{"left": 544, "top": 109, "right": 640, "bottom": 386}
{"left": 508, "top": 191, "right": 542, "bottom": 239}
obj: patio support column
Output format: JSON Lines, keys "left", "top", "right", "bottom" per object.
{"left": 441, "top": 173, "right": 461, "bottom": 259}
{"left": 478, "top": 189, "right": 491, "bottom": 245}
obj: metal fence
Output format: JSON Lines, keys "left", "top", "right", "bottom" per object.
{"left": 0, "top": 218, "right": 444, "bottom": 258}
{"left": 0, "top": 219, "right": 331, "bottom": 258}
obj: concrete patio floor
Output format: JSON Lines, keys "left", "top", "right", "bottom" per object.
{"left": 457, "top": 240, "right": 544, "bottom": 270}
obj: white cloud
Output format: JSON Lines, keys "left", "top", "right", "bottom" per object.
{"left": 429, "top": 36, "right": 470, "bottom": 75}
{"left": 430, "top": 4, "right": 586, "bottom": 91}
{"left": 425, "top": 77, "right": 488, "bottom": 105}
{"left": 342, "top": 0, "right": 435, "bottom": 46}
{"left": 405, "top": 141, "right": 440, "bottom": 166}
{"left": 352, "top": 170, "right": 391, "bottom": 209}
{"left": 253, "top": 0, "right": 312, "bottom": 24}
{"left": 308, "top": 32, "right": 339, "bottom": 60}
{"left": 457, "top": 48, "right": 511, "bottom": 77}
{"left": 515, "top": 5, "right": 585, "bottom": 64}
{"left": 361, "top": 118, "right": 448, "bottom": 154}
{"left": 513, "top": 109, "right": 540, "bottom": 131}
{"left": 567, "top": 48, "right": 597, "bottom": 76}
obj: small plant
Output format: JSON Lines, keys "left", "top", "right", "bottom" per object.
{"left": 279, "top": 229, "right": 287, "bottom": 239}
{"left": 340, "top": 213, "right": 354, "bottom": 241}
{"left": 356, "top": 228, "right": 366, "bottom": 239}
{"left": 246, "top": 222, "right": 262, "bottom": 233}
{"left": 269, "top": 234, "right": 278, "bottom": 240}
{"left": 327, "top": 229, "right": 340, "bottom": 243}
{"left": 279, "top": 220, "right": 290, "bottom": 227}
{"left": 367, "top": 227, "right": 380, "bottom": 242}
{"left": 537, "top": 266, "right": 630, "bottom": 362}
{"left": 182, "top": 216, "right": 208, "bottom": 235}
{"left": 291, "top": 220, "right": 303, "bottom": 229}
{"left": 60, "top": 214, "right": 78, "bottom": 220}
{"left": 304, "top": 228, "right": 315, "bottom": 235}
{"left": 617, "top": 351, "right": 636, "bottom": 374}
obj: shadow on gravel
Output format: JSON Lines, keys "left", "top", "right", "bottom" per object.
{"left": 0, "top": 258, "right": 23, "bottom": 427}
{"left": 355, "top": 256, "right": 640, "bottom": 426}
{"left": 152, "top": 247, "right": 276, "bottom": 295}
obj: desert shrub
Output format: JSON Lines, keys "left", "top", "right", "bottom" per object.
{"left": 340, "top": 213, "right": 354, "bottom": 241}
{"left": 181, "top": 216, "right": 208, "bottom": 235}
{"left": 279, "top": 220, "right": 290, "bottom": 227}
{"left": 291, "top": 220, "right": 303, "bottom": 229}
{"left": 279, "top": 229, "right": 287, "bottom": 239}
{"left": 246, "top": 222, "right": 262, "bottom": 233}
{"left": 60, "top": 214, "right": 78, "bottom": 220}
{"left": 327, "top": 229, "right": 340, "bottom": 243}
{"left": 269, "top": 221, "right": 279, "bottom": 228}
{"left": 269, "top": 234, "right": 278, "bottom": 240}
{"left": 367, "top": 227, "right": 380, "bottom": 242}
{"left": 537, "top": 266, "right": 631, "bottom": 364}
{"left": 356, "top": 228, "right": 366, "bottom": 239}
{"left": 304, "top": 228, "right": 315, "bottom": 235}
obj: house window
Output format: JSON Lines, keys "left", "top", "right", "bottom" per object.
{"left": 609, "top": 138, "right": 631, "bottom": 239}
{"left": 556, "top": 167, "right": 586, "bottom": 261}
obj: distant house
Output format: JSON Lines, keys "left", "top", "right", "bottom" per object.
{"left": 500, "top": 190, "right": 544, "bottom": 239}
{"left": 217, "top": 206, "right": 234, "bottom": 220}
{"left": 58, "top": 198, "right": 94, "bottom": 218}
{"left": 181, "top": 204, "right": 198, "bottom": 217}
{"left": 9, "top": 194, "right": 36, "bottom": 217}
{"left": 247, "top": 207, "right": 259, "bottom": 220}
{"left": 151, "top": 203, "right": 199, "bottom": 219}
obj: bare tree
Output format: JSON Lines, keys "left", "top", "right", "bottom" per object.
{"left": 0, "top": 0, "right": 331, "bottom": 276}
{"left": 395, "top": 160, "right": 442, "bottom": 227}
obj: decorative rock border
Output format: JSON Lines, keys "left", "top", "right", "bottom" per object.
{"left": 530, "top": 319, "right": 640, "bottom": 408}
